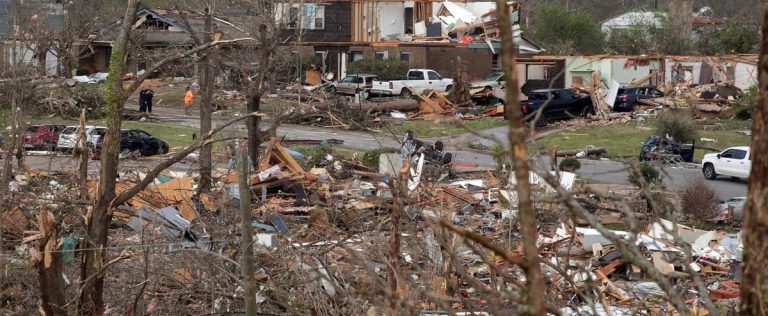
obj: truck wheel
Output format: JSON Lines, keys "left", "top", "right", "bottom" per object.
{"left": 401, "top": 88, "right": 413, "bottom": 98}
{"left": 446, "top": 85, "right": 453, "bottom": 92}
{"left": 703, "top": 163, "right": 717, "bottom": 180}
{"left": 327, "top": 86, "right": 337, "bottom": 95}
{"left": 534, "top": 115, "right": 548, "bottom": 128}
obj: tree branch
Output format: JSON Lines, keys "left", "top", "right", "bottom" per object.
{"left": 127, "top": 38, "right": 255, "bottom": 93}
{"left": 111, "top": 112, "right": 263, "bottom": 207}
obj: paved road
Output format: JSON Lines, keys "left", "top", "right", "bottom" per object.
{"left": 7, "top": 107, "right": 746, "bottom": 200}
{"left": 577, "top": 159, "right": 747, "bottom": 200}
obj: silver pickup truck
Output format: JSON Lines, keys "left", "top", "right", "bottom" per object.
{"left": 370, "top": 69, "right": 453, "bottom": 97}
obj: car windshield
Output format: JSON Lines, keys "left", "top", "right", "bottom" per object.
{"left": 483, "top": 73, "right": 503, "bottom": 81}
{"left": 61, "top": 127, "right": 78, "bottom": 134}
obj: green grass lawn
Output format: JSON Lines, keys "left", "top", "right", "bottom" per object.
{"left": 1, "top": 109, "right": 198, "bottom": 150}
{"left": 385, "top": 117, "right": 507, "bottom": 138}
{"left": 532, "top": 118, "right": 752, "bottom": 161}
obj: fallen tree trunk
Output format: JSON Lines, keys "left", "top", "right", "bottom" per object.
{"left": 556, "top": 147, "right": 607, "bottom": 157}
{"left": 363, "top": 99, "right": 420, "bottom": 115}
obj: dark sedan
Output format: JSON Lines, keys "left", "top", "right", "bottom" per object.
{"left": 93, "top": 129, "right": 169, "bottom": 159}
{"left": 120, "top": 129, "right": 169, "bottom": 156}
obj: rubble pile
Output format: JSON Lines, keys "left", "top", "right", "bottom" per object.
{"left": 0, "top": 133, "right": 744, "bottom": 314}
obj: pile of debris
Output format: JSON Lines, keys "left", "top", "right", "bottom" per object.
{"left": 1, "top": 132, "right": 745, "bottom": 314}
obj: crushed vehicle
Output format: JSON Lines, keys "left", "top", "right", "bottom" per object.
{"left": 22, "top": 124, "right": 66, "bottom": 150}
{"left": 702, "top": 146, "right": 751, "bottom": 180}
{"left": 613, "top": 86, "right": 664, "bottom": 112}
{"left": 639, "top": 135, "right": 694, "bottom": 163}
{"left": 710, "top": 196, "right": 746, "bottom": 223}
{"left": 327, "top": 74, "right": 377, "bottom": 96}
{"left": 370, "top": 69, "right": 453, "bottom": 98}
{"left": 57, "top": 125, "right": 106, "bottom": 152}
{"left": 507, "top": 88, "right": 593, "bottom": 127}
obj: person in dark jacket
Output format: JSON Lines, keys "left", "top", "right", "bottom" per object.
{"left": 139, "top": 87, "right": 155, "bottom": 113}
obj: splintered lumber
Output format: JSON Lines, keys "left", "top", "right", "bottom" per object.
{"left": 556, "top": 147, "right": 606, "bottom": 157}
{"left": 362, "top": 99, "right": 420, "bottom": 115}
{"left": 255, "top": 137, "right": 317, "bottom": 185}
{"left": 154, "top": 178, "right": 198, "bottom": 221}
{"left": 639, "top": 97, "right": 677, "bottom": 107}
{"left": 104, "top": 177, "right": 199, "bottom": 222}
{"left": 627, "top": 70, "right": 657, "bottom": 87}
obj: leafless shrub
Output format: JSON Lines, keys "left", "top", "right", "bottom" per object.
{"left": 680, "top": 179, "right": 720, "bottom": 225}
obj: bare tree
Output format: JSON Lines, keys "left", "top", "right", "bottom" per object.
{"left": 495, "top": 0, "right": 545, "bottom": 314}
{"left": 79, "top": 1, "right": 252, "bottom": 313}
{"left": 741, "top": 6, "right": 768, "bottom": 315}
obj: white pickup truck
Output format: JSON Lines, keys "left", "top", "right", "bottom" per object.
{"left": 370, "top": 69, "right": 453, "bottom": 98}
{"left": 702, "top": 146, "right": 752, "bottom": 180}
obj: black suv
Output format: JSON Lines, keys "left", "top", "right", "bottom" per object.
{"left": 614, "top": 87, "right": 664, "bottom": 112}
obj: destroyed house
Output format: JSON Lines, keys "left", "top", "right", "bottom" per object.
{"left": 284, "top": 1, "right": 546, "bottom": 82}
{"left": 524, "top": 55, "right": 758, "bottom": 92}
{"left": 78, "top": 7, "right": 251, "bottom": 76}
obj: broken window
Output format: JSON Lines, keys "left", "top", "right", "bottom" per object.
{"left": 404, "top": 7, "right": 414, "bottom": 34}
{"left": 288, "top": 7, "right": 299, "bottom": 29}
{"left": 313, "top": 5, "right": 325, "bottom": 30}
{"left": 351, "top": 52, "right": 364, "bottom": 62}
{"left": 492, "top": 54, "right": 501, "bottom": 69}
{"left": 375, "top": 52, "right": 388, "bottom": 60}
{"left": 400, "top": 52, "right": 411, "bottom": 64}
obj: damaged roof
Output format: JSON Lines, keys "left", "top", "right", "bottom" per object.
{"left": 91, "top": 7, "right": 249, "bottom": 46}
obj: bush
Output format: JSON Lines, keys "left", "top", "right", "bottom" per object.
{"left": 605, "top": 26, "right": 654, "bottom": 55}
{"left": 707, "top": 21, "right": 758, "bottom": 55}
{"left": 628, "top": 162, "right": 662, "bottom": 187}
{"left": 348, "top": 59, "right": 409, "bottom": 81}
{"left": 654, "top": 111, "right": 698, "bottom": 143}
{"left": 732, "top": 85, "right": 756, "bottom": 120}
{"left": 680, "top": 179, "right": 720, "bottom": 225}
{"left": 529, "top": 4, "right": 604, "bottom": 55}
{"left": 558, "top": 158, "right": 581, "bottom": 172}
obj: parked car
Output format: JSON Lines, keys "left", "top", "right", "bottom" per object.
{"left": 469, "top": 72, "right": 505, "bottom": 93}
{"left": 120, "top": 129, "right": 169, "bottom": 156}
{"left": 94, "top": 129, "right": 169, "bottom": 158}
{"left": 702, "top": 146, "right": 751, "bottom": 180}
{"left": 22, "top": 124, "right": 65, "bottom": 150}
{"left": 506, "top": 89, "right": 593, "bottom": 127}
{"left": 57, "top": 125, "right": 106, "bottom": 152}
{"left": 370, "top": 69, "right": 453, "bottom": 97}
{"left": 614, "top": 86, "right": 664, "bottom": 112}
{"left": 327, "top": 74, "right": 377, "bottom": 95}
